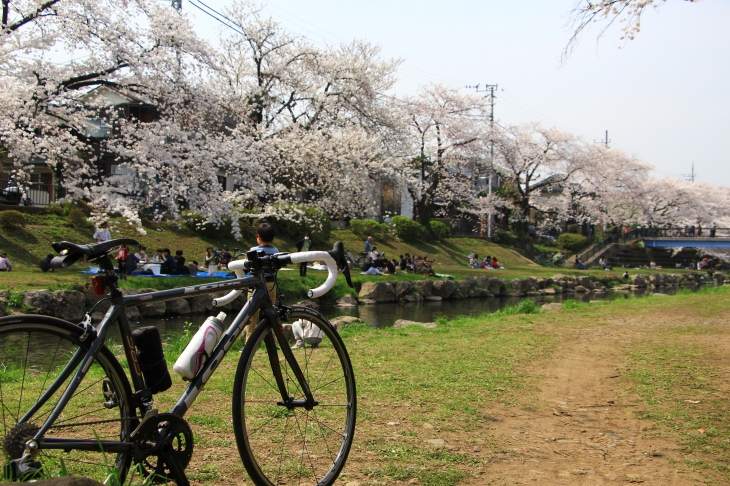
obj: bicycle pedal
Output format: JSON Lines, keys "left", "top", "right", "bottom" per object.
{"left": 131, "top": 409, "right": 159, "bottom": 437}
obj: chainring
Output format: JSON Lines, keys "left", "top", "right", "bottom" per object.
{"left": 132, "top": 413, "right": 193, "bottom": 484}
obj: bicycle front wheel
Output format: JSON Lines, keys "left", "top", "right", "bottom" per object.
{"left": 0, "top": 316, "right": 133, "bottom": 484}
{"left": 232, "top": 307, "right": 356, "bottom": 486}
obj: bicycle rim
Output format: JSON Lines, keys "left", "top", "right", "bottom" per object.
{"left": 233, "top": 307, "right": 356, "bottom": 486}
{"left": 0, "top": 317, "right": 133, "bottom": 484}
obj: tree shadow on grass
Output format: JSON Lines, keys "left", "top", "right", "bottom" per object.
{"left": 0, "top": 231, "right": 41, "bottom": 265}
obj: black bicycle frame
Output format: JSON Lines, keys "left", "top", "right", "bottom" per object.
{"left": 28, "top": 266, "right": 312, "bottom": 454}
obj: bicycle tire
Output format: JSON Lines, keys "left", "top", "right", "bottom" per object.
{"left": 232, "top": 306, "right": 356, "bottom": 486}
{"left": 0, "top": 315, "right": 134, "bottom": 484}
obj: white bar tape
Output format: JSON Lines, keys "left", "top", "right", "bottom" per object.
{"left": 290, "top": 251, "right": 338, "bottom": 298}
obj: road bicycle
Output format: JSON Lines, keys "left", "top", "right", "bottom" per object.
{"left": 0, "top": 238, "right": 357, "bottom": 486}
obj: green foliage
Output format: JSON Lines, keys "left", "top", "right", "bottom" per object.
{"left": 349, "top": 218, "right": 386, "bottom": 239}
{"left": 558, "top": 233, "right": 589, "bottom": 252}
{"left": 390, "top": 216, "right": 427, "bottom": 242}
{"left": 272, "top": 204, "right": 332, "bottom": 245}
{"left": 566, "top": 224, "right": 581, "bottom": 234}
{"left": 7, "top": 290, "right": 23, "bottom": 309}
{"left": 429, "top": 220, "right": 450, "bottom": 240}
{"left": 67, "top": 207, "right": 91, "bottom": 229}
{"left": 493, "top": 229, "right": 517, "bottom": 246}
{"left": 492, "top": 299, "right": 540, "bottom": 317}
{"left": 46, "top": 203, "right": 66, "bottom": 216}
{"left": 0, "top": 210, "right": 26, "bottom": 229}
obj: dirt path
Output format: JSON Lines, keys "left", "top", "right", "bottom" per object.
{"left": 469, "top": 316, "right": 722, "bottom": 485}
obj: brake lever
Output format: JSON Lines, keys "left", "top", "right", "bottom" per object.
{"left": 331, "top": 242, "right": 354, "bottom": 289}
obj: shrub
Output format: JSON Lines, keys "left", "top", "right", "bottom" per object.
{"left": 67, "top": 207, "right": 91, "bottom": 229}
{"left": 0, "top": 210, "right": 26, "bottom": 229}
{"left": 272, "top": 204, "right": 332, "bottom": 245}
{"left": 493, "top": 229, "right": 517, "bottom": 246}
{"left": 429, "top": 220, "right": 450, "bottom": 239}
{"left": 389, "top": 216, "right": 427, "bottom": 242}
{"left": 558, "top": 233, "right": 589, "bottom": 252}
{"left": 349, "top": 218, "right": 386, "bottom": 239}
{"left": 566, "top": 224, "right": 581, "bottom": 234}
{"left": 46, "top": 203, "right": 65, "bottom": 216}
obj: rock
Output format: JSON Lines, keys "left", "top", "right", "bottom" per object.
{"left": 542, "top": 303, "right": 563, "bottom": 311}
{"left": 487, "top": 277, "right": 505, "bottom": 296}
{"left": 426, "top": 438, "right": 445, "bottom": 446}
{"left": 166, "top": 298, "right": 191, "bottom": 315}
{"left": 297, "top": 300, "right": 320, "bottom": 310}
{"left": 505, "top": 278, "right": 525, "bottom": 297}
{"left": 412, "top": 280, "right": 434, "bottom": 297}
{"left": 394, "top": 281, "right": 414, "bottom": 300}
{"left": 393, "top": 319, "right": 437, "bottom": 329}
{"left": 137, "top": 288, "right": 167, "bottom": 317}
{"left": 424, "top": 295, "right": 442, "bottom": 302}
{"left": 470, "top": 287, "right": 494, "bottom": 298}
{"left": 53, "top": 290, "right": 86, "bottom": 322}
{"left": 23, "top": 290, "right": 86, "bottom": 322}
{"left": 0, "top": 289, "right": 9, "bottom": 317}
{"left": 358, "top": 281, "right": 396, "bottom": 303}
{"left": 336, "top": 294, "right": 358, "bottom": 307}
{"left": 543, "top": 287, "right": 556, "bottom": 295}
{"left": 401, "top": 293, "right": 424, "bottom": 302}
{"left": 451, "top": 279, "right": 474, "bottom": 299}
{"left": 187, "top": 294, "right": 214, "bottom": 314}
{"left": 574, "top": 285, "right": 588, "bottom": 293}
{"left": 432, "top": 279, "right": 457, "bottom": 299}
{"left": 330, "top": 316, "right": 361, "bottom": 330}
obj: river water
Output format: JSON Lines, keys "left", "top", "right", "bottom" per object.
{"left": 139, "top": 287, "right": 664, "bottom": 337}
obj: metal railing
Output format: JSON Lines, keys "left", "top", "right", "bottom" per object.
{"left": 0, "top": 179, "right": 60, "bottom": 206}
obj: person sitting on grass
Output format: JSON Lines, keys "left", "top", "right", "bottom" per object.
{"left": 292, "top": 318, "right": 324, "bottom": 349}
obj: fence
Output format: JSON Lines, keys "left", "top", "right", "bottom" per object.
{"left": 0, "top": 179, "right": 60, "bottom": 206}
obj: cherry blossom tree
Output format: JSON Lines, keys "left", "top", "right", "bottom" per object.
{"left": 208, "top": 1, "right": 402, "bottom": 228}
{"left": 564, "top": 0, "right": 700, "bottom": 60}
{"left": 0, "top": 0, "right": 227, "bottom": 230}
{"left": 491, "top": 122, "right": 591, "bottom": 227}
{"left": 397, "top": 84, "right": 491, "bottom": 225}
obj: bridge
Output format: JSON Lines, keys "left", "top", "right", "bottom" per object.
{"left": 643, "top": 237, "right": 730, "bottom": 249}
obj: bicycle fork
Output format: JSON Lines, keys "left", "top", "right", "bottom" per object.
{"left": 262, "top": 306, "right": 318, "bottom": 410}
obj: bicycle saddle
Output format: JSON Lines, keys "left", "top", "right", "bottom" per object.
{"left": 51, "top": 238, "right": 140, "bottom": 267}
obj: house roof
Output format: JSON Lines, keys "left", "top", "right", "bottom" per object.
{"left": 78, "top": 86, "right": 153, "bottom": 107}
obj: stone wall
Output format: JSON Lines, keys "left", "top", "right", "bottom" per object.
{"left": 0, "top": 272, "right": 725, "bottom": 319}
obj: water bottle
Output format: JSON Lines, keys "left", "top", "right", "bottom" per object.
{"left": 173, "top": 312, "right": 226, "bottom": 380}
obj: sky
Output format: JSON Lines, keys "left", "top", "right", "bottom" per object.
{"left": 184, "top": 0, "right": 730, "bottom": 188}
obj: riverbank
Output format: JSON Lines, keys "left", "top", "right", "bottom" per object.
{"left": 147, "top": 286, "right": 730, "bottom": 485}
{"left": 1, "top": 266, "right": 724, "bottom": 322}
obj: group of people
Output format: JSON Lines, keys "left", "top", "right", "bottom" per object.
{"left": 203, "top": 246, "right": 237, "bottom": 270}
{"left": 468, "top": 253, "right": 500, "bottom": 270}
{"left": 359, "top": 237, "right": 437, "bottom": 276}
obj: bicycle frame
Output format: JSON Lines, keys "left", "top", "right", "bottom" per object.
{"left": 24, "top": 266, "right": 311, "bottom": 456}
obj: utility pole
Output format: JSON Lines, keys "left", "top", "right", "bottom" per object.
{"left": 467, "top": 83, "right": 498, "bottom": 238}
{"left": 595, "top": 130, "right": 610, "bottom": 148}
{"left": 684, "top": 161, "right": 696, "bottom": 182}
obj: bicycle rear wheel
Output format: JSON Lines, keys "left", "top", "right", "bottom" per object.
{"left": 0, "top": 316, "right": 133, "bottom": 484}
{"left": 232, "top": 307, "right": 356, "bottom": 486}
